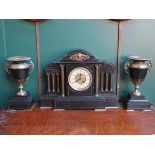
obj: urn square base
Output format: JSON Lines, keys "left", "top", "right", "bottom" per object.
{"left": 9, "top": 93, "right": 34, "bottom": 110}
{"left": 123, "top": 93, "right": 151, "bottom": 110}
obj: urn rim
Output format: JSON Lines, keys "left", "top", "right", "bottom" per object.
{"left": 9, "top": 63, "right": 30, "bottom": 69}
{"left": 7, "top": 56, "right": 31, "bottom": 62}
{"left": 128, "top": 56, "right": 151, "bottom": 61}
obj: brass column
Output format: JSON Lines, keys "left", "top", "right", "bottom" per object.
{"left": 95, "top": 64, "right": 99, "bottom": 96}
{"left": 46, "top": 71, "right": 51, "bottom": 93}
{"left": 100, "top": 72, "right": 104, "bottom": 92}
{"left": 56, "top": 72, "right": 60, "bottom": 92}
{"left": 52, "top": 72, "right": 55, "bottom": 92}
{"left": 110, "top": 73, "right": 113, "bottom": 91}
{"left": 105, "top": 72, "right": 109, "bottom": 91}
{"left": 60, "top": 64, "right": 65, "bottom": 97}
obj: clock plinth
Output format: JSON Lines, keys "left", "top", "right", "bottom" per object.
{"left": 40, "top": 49, "right": 120, "bottom": 110}
{"left": 54, "top": 96, "right": 105, "bottom": 110}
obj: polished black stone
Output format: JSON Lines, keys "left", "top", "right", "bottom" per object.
{"left": 54, "top": 96, "right": 105, "bottom": 110}
{"left": 9, "top": 93, "right": 34, "bottom": 110}
{"left": 128, "top": 67, "right": 148, "bottom": 80}
{"left": 10, "top": 68, "right": 29, "bottom": 80}
{"left": 123, "top": 93, "right": 151, "bottom": 110}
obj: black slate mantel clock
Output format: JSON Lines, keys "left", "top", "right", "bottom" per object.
{"left": 40, "top": 49, "right": 119, "bottom": 110}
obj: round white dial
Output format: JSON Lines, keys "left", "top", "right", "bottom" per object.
{"left": 68, "top": 67, "right": 92, "bottom": 91}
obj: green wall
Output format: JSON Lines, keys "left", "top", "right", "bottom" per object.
{"left": 0, "top": 19, "right": 155, "bottom": 108}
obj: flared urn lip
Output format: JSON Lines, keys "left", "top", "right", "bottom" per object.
{"left": 7, "top": 56, "right": 31, "bottom": 62}
{"left": 8, "top": 63, "right": 30, "bottom": 69}
{"left": 128, "top": 56, "right": 151, "bottom": 61}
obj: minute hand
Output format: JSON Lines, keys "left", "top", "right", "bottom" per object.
{"left": 73, "top": 74, "right": 81, "bottom": 83}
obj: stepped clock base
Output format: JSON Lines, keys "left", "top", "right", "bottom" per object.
{"left": 103, "top": 93, "right": 120, "bottom": 108}
{"left": 9, "top": 93, "right": 34, "bottom": 110}
{"left": 123, "top": 93, "right": 151, "bottom": 110}
{"left": 40, "top": 94, "right": 56, "bottom": 108}
{"left": 54, "top": 96, "right": 105, "bottom": 110}
{"left": 40, "top": 94, "right": 119, "bottom": 109}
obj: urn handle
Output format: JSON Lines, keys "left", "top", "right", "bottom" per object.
{"left": 29, "top": 60, "right": 34, "bottom": 73}
{"left": 147, "top": 60, "right": 152, "bottom": 72}
{"left": 124, "top": 61, "right": 130, "bottom": 74}
{"left": 5, "top": 64, "right": 10, "bottom": 73}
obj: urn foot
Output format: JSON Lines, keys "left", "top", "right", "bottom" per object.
{"left": 123, "top": 93, "right": 151, "bottom": 110}
{"left": 16, "top": 90, "right": 28, "bottom": 96}
{"left": 9, "top": 92, "right": 34, "bottom": 110}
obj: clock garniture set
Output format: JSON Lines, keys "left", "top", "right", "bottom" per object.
{"left": 5, "top": 49, "right": 152, "bottom": 111}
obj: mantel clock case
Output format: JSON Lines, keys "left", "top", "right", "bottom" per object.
{"left": 40, "top": 49, "right": 119, "bottom": 110}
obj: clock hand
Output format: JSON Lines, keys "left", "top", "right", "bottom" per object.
{"left": 72, "top": 74, "right": 81, "bottom": 84}
{"left": 80, "top": 74, "right": 86, "bottom": 83}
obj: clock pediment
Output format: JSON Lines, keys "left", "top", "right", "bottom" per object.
{"left": 58, "top": 49, "right": 100, "bottom": 63}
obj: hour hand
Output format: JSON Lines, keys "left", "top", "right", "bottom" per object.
{"left": 80, "top": 74, "right": 86, "bottom": 83}
{"left": 73, "top": 74, "right": 81, "bottom": 83}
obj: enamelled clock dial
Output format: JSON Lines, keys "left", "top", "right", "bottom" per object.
{"left": 68, "top": 67, "right": 92, "bottom": 91}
